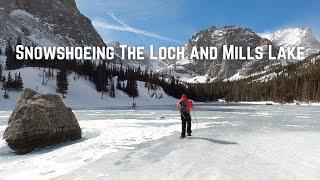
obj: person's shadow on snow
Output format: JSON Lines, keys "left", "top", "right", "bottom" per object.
{"left": 189, "top": 137, "right": 238, "bottom": 145}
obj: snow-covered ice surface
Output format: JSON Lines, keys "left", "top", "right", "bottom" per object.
{"left": 1, "top": 104, "right": 320, "bottom": 180}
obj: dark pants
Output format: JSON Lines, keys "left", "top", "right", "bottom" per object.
{"left": 181, "top": 112, "right": 192, "bottom": 136}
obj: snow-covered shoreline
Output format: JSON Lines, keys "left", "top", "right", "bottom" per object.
{"left": 238, "top": 101, "right": 320, "bottom": 106}
{"left": 195, "top": 101, "right": 320, "bottom": 107}
{"left": 0, "top": 66, "right": 177, "bottom": 111}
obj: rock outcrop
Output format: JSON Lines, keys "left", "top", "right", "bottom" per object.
{"left": 0, "top": 0, "right": 105, "bottom": 47}
{"left": 3, "top": 89, "right": 82, "bottom": 154}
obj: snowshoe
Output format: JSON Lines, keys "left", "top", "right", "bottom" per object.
{"left": 187, "top": 130, "right": 192, "bottom": 136}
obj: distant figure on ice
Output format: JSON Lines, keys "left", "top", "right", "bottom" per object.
{"left": 177, "top": 94, "right": 193, "bottom": 138}
{"left": 132, "top": 102, "right": 137, "bottom": 109}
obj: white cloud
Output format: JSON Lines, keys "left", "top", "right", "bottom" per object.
{"left": 92, "top": 14, "right": 180, "bottom": 43}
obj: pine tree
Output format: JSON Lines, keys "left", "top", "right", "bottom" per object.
{"left": 100, "top": 61, "right": 108, "bottom": 92}
{"left": 316, "top": 87, "right": 320, "bottom": 102}
{"left": 109, "top": 77, "right": 115, "bottom": 98}
{"left": 132, "top": 80, "right": 139, "bottom": 98}
{"left": 0, "top": 65, "right": 2, "bottom": 81}
{"left": 16, "top": 36, "right": 22, "bottom": 46}
{"left": 94, "top": 61, "right": 108, "bottom": 92}
{"left": 125, "top": 79, "right": 138, "bottom": 98}
{"left": 5, "top": 39, "right": 13, "bottom": 57}
{"left": 56, "top": 69, "right": 69, "bottom": 97}
{"left": 116, "top": 77, "right": 122, "bottom": 90}
{"left": 5, "top": 71, "right": 13, "bottom": 89}
{"left": 17, "top": 72, "right": 23, "bottom": 91}
{"left": 5, "top": 39, "right": 16, "bottom": 70}
{"left": 2, "top": 76, "right": 6, "bottom": 83}
{"left": 301, "top": 79, "right": 310, "bottom": 102}
{"left": 3, "top": 90, "right": 9, "bottom": 99}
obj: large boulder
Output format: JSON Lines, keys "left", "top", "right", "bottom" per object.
{"left": 3, "top": 89, "right": 81, "bottom": 154}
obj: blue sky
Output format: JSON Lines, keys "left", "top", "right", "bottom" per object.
{"left": 76, "top": 0, "right": 320, "bottom": 47}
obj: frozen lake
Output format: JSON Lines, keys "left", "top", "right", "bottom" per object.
{"left": 1, "top": 104, "right": 320, "bottom": 179}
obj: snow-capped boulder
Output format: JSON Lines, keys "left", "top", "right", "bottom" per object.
{"left": 3, "top": 88, "right": 82, "bottom": 154}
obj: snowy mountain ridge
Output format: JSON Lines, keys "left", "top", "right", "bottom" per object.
{"left": 169, "top": 26, "right": 278, "bottom": 82}
{"left": 1, "top": 1, "right": 320, "bottom": 86}
{"left": 259, "top": 28, "right": 320, "bottom": 56}
{"left": 169, "top": 26, "right": 320, "bottom": 83}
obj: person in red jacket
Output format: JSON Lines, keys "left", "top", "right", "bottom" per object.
{"left": 177, "top": 94, "right": 194, "bottom": 138}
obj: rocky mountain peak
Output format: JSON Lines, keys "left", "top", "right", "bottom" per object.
{"left": 178, "top": 26, "right": 277, "bottom": 80}
{"left": 260, "top": 28, "right": 320, "bottom": 56}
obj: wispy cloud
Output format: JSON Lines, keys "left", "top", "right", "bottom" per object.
{"left": 92, "top": 13, "right": 180, "bottom": 43}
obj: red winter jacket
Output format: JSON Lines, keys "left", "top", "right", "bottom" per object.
{"left": 177, "top": 99, "right": 193, "bottom": 113}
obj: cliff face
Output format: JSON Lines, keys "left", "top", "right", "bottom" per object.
{"left": 0, "top": 0, "right": 104, "bottom": 47}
